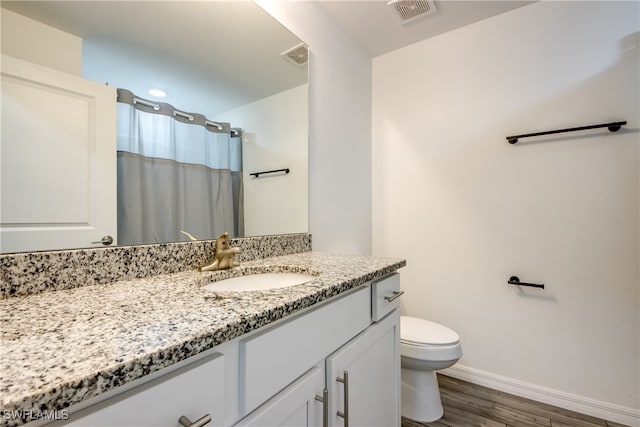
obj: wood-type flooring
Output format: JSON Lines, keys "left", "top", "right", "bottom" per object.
{"left": 401, "top": 375, "right": 630, "bottom": 427}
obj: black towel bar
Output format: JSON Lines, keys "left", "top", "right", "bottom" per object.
{"left": 507, "top": 121, "right": 626, "bottom": 144}
{"left": 508, "top": 276, "right": 544, "bottom": 289}
{"left": 250, "top": 168, "right": 290, "bottom": 178}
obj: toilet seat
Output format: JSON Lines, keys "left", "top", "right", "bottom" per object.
{"left": 401, "top": 316, "right": 459, "bottom": 345}
{"left": 400, "top": 316, "right": 462, "bottom": 362}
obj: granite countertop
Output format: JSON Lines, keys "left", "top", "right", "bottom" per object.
{"left": 0, "top": 251, "right": 405, "bottom": 426}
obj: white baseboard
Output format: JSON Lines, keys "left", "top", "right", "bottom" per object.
{"left": 441, "top": 364, "right": 640, "bottom": 427}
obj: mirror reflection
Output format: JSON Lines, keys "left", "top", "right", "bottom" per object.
{"left": 0, "top": 1, "right": 309, "bottom": 254}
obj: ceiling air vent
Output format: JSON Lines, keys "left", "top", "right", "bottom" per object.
{"left": 388, "top": 0, "right": 437, "bottom": 24}
{"left": 281, "top": 43, "right": 308, "bottom": 67}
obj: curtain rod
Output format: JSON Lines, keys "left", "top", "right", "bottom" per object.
{"left": 118, "top": 88, "right": 242, "bottom": 137}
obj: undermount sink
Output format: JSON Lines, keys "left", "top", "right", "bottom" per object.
{"left": 201, "top": 272, "right": 317, "bottom": 292}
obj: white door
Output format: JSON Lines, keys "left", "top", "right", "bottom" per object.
{"left": 326, "top": 310, "right": 401, "bottom": 427}
{"left": 1, "top": 54, "right": 116, "bottom": 253}
{"left": 234, "top": 366, "right": 325, "bottom": 427}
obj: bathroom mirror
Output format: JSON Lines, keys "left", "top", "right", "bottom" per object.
{"left": 0, "top": 1, "right": 309, "bottom": 253}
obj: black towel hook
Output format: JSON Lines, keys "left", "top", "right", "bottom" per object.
{"left": 508, "top": 276, "right": 544, "bottom": 289}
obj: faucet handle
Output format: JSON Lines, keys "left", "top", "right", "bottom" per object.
{"left": 180, "top": 230, "right": 200, "bottom": 241}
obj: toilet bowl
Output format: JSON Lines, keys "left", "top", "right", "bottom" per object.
{"left": 400, "top": 316, "right": 462, "bottom": 422}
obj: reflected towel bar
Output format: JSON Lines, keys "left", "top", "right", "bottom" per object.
{"left": 508, "top": 276, "right": 544, "bottom": 289}
{"left": 250, "top": 168, "right": 290, "bottom": 178}
{"left": 506, "top": 121, "right": 626, "bottom": 144}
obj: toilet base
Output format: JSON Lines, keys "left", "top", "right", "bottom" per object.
{"left": 401, "top": 368, "right": 443, "bottom": 422}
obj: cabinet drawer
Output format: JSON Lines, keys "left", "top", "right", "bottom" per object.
{"left": 239, "top": 286, "right": 370, "bottom": 415}
{"left": 64, "top": 353, "right": 225, "bottom": 426}
{"left": 371, "top": 273, "right": 402, "bottom": 321}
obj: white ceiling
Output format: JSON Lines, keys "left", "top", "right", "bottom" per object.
{"left": 317, "top": 0, "right": 535, "bottom": 57}
{"left": 1, "top": 1, "right": 308, "bottom": 116}
{"left": 2, "top": 0, "right": 535, "bottom": 115}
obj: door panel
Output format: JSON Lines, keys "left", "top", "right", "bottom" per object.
{"left": 235, "top": 366, "right": 324, "bottom": 427}
{"left": 1, "top": 55, "right": 116, "bottom": 252}
{"left": 327, "top": 310, "right": 401, "bottom": 427}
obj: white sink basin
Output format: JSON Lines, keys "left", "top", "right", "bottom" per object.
{"left": 202, "top": 272, "right": 316, "bottom": 292}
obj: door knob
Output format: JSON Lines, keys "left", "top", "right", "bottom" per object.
{"left": 91, "top": 235, "right": 113, "bottom": 246}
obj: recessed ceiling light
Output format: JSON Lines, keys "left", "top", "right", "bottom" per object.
{"left": 148, "top": 88, "right": 167, "bottom": 98}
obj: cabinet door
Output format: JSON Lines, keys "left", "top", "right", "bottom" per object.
{"left": 326, "top": 310, "right": 401, "bottom": 427}
{"left": 63, "top": 354, "right": 225, "bottom": 427}
{"left": 234, "top": 366, "right": 324, "bottom": 427}
{"left": 1, "top": 54, "right": 117, "bottom": 253}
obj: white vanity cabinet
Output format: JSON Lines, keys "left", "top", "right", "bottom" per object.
{"left": 236, "top": 273, "right": 402, "bottom": 427}
{"left": 44, "top": 273, "right": 402, "bottom": 427}
{"left": 234, "top": 311, "right": 400, "bottom": 427}
{"left": 62, "top": 353, "right": 225, "bottom": 427}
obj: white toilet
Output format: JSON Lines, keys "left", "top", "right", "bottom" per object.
{"left": 400, "top": 316, "right": 463, "bottom": 422}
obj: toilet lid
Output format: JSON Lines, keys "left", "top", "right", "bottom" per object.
{"left": 401, "top": 316, "right": 459, "bottom": 346}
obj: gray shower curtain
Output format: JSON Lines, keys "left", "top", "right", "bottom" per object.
{"left": 116, "top": 89, "right": 244, "bottom": 245}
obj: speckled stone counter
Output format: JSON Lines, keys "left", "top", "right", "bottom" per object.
{"left": 0, "top": 234, "right": 312, "bottom": 298}
{"left": 0, "top": 251, "right": 405, "bottom": 427}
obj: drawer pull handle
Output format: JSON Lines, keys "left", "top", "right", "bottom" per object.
{"left": 315, "top": 388, "right": 329, "bottom": 427}
{"left": 336, "top": 371, "right": 349, "bottom": 426}
{"left": 178, "top": 414, "right": 211, "bottom": 427}
{"left": 384, "top": 290, "right": 405, "bottom": 302}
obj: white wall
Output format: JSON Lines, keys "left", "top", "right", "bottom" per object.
{"left": 372, "top": 1, "right": 639, "bottom": 424}
{"left": 216, "top": 84, "right": 308, "bottom": 237}
{"left": 0, "top": 8, "right": 82, "bottom": 75}
{"left": 257, "top": 1, "right": 373, "bottom": 255}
